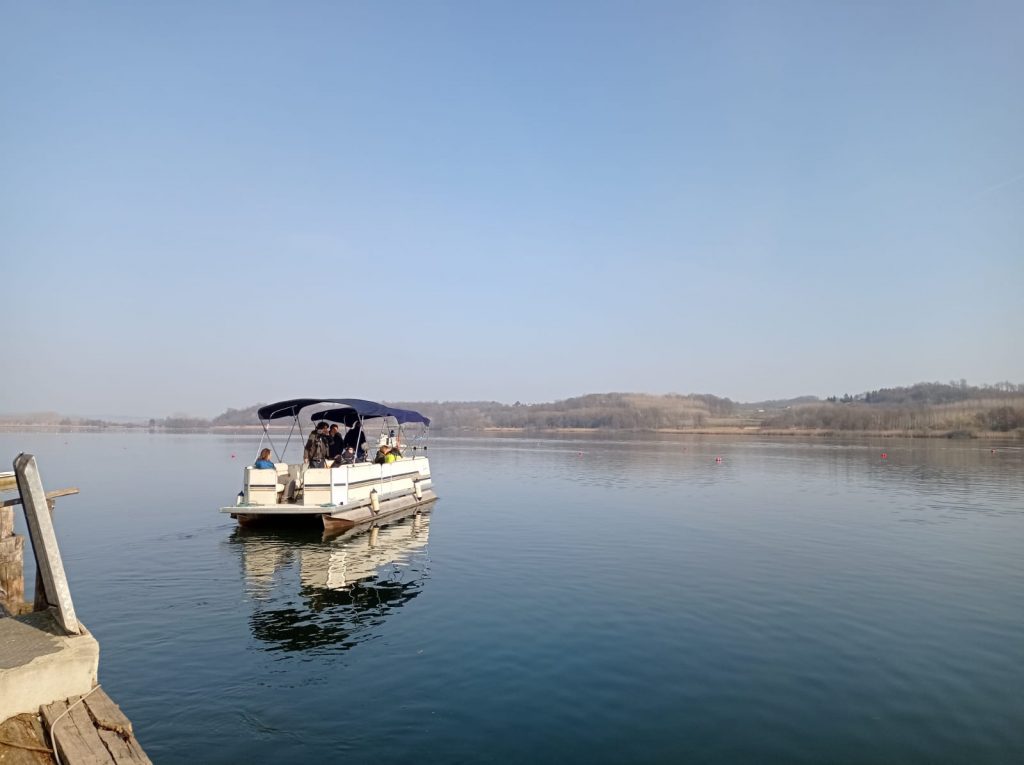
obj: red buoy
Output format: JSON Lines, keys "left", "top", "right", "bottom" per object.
{"left": 881, "top": 453, "right": 887, "bottom": 459}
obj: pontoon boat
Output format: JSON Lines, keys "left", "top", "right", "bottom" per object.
{"left": 220, "top": 398, "right": 436, "bottom": 532}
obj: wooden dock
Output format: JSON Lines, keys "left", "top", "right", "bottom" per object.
{"left": 42, "top": 689, "right": 151, "bottom": 764}
{"left": 1, "top": 457, "right": 150, "bottom": 764}
{"left": 0, "top": 688, "right": 150, "bottom": 765}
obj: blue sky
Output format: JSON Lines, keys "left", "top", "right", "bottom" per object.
{"left": 2, "top": 1, "right": 1021, "bottom": 417}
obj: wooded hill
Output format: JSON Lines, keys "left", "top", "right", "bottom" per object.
{"left": 393, "top": 384, "right": 1023, "bottom": 434}
{"left": 203, "top": 383, "right": 1023, "bottom": 435}
{"left": 5, "top": 382, "right": 1021, "bottom": 437}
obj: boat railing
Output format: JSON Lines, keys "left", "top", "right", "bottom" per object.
{"left": 241, "top": 456, "right": 430, "bottom": 508}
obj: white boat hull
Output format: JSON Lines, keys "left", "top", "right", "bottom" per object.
{"left": 221, "top": 455, "right": 436, "bottom": 532}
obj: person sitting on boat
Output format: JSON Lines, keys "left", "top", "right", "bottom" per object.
{"left": 331, "top": 447, "right": 356, "bottom": 467}
{"left": 253, "top": 448, "right": 275, "bottom": 470}
{"left": 327, "top": 424, "right": 344, "bottom": 460}
{"left": 374, "top": 444, "right": 402, "bottom": 464}
{"left": 304, "top": 422, "right": 330, "bottom": 468}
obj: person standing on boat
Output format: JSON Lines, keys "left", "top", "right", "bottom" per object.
{"left": 304, "top": 422, "right": 330, "bottom": 468}
{"left": 327, "top": 424, "right": 345, "bottom": 460}
{"left": 343, "top": 422, "right": 366, "bottom": 460}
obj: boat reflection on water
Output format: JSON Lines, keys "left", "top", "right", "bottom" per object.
{"left": 230, "top": 508, "right": 432, "bottom": 653}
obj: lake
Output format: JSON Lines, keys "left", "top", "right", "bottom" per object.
{"left": 2, "top": 432, "right": 1022, "bottom": 763}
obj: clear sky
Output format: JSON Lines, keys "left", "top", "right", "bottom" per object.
{"left": 2, "top": 1, "right": 1021, "bottom": 417}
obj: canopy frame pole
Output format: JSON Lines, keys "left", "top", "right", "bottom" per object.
{"left": 280, "top": 415, "right": 298, "bottom": 460}
{"left": 259, "top": 417, "right": 278, "bottom": 461}
{"left": 357, "top": 414, "right": 366, "bottom": 461}
{"left": 260, "top": 415, "right": 291, "bottom": 463}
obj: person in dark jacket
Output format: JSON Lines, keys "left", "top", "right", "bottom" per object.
{"left": 304, "top": 422, "right": 330, "bottom": 468}
{"left": 328, "top": 424, "right": 344, "bottom": 460}
{"left": 343, "top": 423, "right": 367, "bottom": 460}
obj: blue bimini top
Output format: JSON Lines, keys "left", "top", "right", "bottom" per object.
{"left": 257, "top": 398, "right": 430, "bottom": 427}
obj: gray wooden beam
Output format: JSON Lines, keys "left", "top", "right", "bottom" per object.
{"left": 13, "top": 453, "right": 80, "bottom": 634}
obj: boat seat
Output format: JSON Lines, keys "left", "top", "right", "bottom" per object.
{"left": 245, "top": 467, "right": 282, "bottom": 506}
{"left": 302, "top": 467, "right": 332, "bottom": 505}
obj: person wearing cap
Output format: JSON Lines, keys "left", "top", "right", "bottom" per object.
{"left": 304, "top": 422, "right": 330, "bottom": 468}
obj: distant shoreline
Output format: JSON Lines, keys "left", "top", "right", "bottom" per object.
{"left": 0, "top": 424, "right": 1018, "bottom": 440}
{"left": 3, "top": 383, "right": 1021, "bottom": 439}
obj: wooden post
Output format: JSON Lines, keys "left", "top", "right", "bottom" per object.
{"left": 0, "top": 504, "right": 14, "bottom": 538}
{"left": 0, "top": 503, "right": 24, "bottom": 615}
{"left": 0, "top": 483, "right": 80, "bottom": 615}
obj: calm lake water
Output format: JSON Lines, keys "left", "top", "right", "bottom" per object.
{"left": 2, "top": 432, "right": 1023, "bottom": 764}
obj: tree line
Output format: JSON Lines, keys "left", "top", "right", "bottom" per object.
{"left": 388, "top": 393, "right": 739, "bottom": 430}
{"left": 8, "top": 381, "right": 1019, "bottom": 436}
{"left": 782, "top": 382, "right": 1024, "bottom": 434}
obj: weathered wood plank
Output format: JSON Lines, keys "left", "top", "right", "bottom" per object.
{"left": 13, "top": 456, "right": 78, "bottom": 634}
{"left": 81, "top": 692, "right": 131, "bottom": 738}
{"left": 95, "top": 726, "right": 150, "bottom": 765}
{"left": 37, "top": 700, "right": 64, "bottom": 735}
{"left": 40, "top": 693, "right": 149, "bottom": 765}
{"left": 66, "top": 699, "right": 114, "bottom": 765}
{"left": 41, "top": 700, "right": 94, "bottom": 765}
{"left": 0, "top": 473, "right": 16, "bottom": 493}
{"left": 94, "top": 732, "right": 133, "bottom": 764}
{"left": 40, "top": 699, "right": 98, "bottom": 765}
{"left": 1, "top": 506, "right": 13, "bottom": 537}
{"left": 0, "top": 489, "right": 80, "bottom": 510}
{"left": 122, "top": 739, "right": 150, "bottom": 765}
